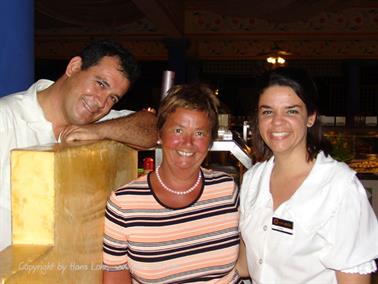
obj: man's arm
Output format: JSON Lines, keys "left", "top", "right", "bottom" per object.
{"left": 60, "top": 110, "right": 158, "bottom": 150}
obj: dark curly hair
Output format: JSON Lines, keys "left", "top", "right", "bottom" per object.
{"left": 79, "top": 39, "right": 140, "bottom": 83}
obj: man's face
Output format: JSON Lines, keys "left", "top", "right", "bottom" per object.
{"left": 63, "top": 56, "right": 130, "bottom": 125}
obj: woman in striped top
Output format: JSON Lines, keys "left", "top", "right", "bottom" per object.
{"left": 103, "top": 84, "right": 242, "bottom": 283}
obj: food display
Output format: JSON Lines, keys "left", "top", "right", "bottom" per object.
{"left": 348, "top": 155, "right": 378, "bottom": 174}
{"left": 324, "top": 129, "right": 377, "bottom": 175}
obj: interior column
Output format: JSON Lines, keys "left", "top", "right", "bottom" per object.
{"left": 0, "top": 0, "right": 34, "bottom": 97}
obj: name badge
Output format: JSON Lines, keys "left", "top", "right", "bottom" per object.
{"left": 272, "top": 217, "right": 294, "bottom": 235}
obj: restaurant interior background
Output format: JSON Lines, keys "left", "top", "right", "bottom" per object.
{"left": 34, "top": 0, "right": 377, "bottom": 182}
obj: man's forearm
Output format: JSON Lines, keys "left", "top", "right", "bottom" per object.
{"left": 97, "top": 110, "right": 158, "bottom": 149}
{"left": 60, "top": 110, "right": 158, "bottom": 149}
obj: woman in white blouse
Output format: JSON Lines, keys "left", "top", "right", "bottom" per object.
{"left": 237, "top": 68, "right": 378, "bottom": 284}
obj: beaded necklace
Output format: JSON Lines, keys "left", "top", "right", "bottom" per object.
{"left": 155, "top": 166, "right": 202, "bottom": 195}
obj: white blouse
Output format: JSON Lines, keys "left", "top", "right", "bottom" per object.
{"left": 239, "top": 151, "right": 378, "bottom": 284}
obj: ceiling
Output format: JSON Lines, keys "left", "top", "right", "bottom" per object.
{"left": 35, "top": 0, "right": 378, "bottom": 60}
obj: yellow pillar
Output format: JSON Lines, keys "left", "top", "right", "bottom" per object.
{"left": 0, "top": 140, "right": 138, "bottom": 283}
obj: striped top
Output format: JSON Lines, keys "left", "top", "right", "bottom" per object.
{"left": 103, "top": 168, "right": 242, "bottom": 284}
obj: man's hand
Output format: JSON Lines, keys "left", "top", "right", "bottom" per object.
{"left": 58, "top": 110, "right": 158, "bottom": 149}
{"left": 59, "top": 124, "right": 103, "bottom": 142}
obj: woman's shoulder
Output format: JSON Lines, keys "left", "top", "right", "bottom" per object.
{"left": 201, "top": 167, "right": 234, "bottom": 182}
{"left": 313, "top": 151, "right": 357, "bottom": 188}
{"left": 113, "top": 174, "right": 150, "bottom": 195}
{"left": 290, "top": 152, "right": 368, "bottom": 233}
{"left": 239, "top": 160, "right": 272, "bottom": 207}
{"left": 242, "top": 159, "right": 271, "bottom": 183}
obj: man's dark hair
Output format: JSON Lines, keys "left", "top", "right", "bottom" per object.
{"left": 79, "top": 40, "right": 140, "bottom": 83}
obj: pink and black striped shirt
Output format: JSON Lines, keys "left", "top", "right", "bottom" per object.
{"left": 103, "top": 168, "right": 242, "bottom": 283}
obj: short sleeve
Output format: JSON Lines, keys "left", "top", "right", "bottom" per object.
{"left": 102, "top": 191, "right": 129, "bottom": 271}
{"left": 319, "top": 175, "right": 378, "bottom": 272}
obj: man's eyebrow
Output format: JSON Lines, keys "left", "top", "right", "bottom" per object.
{"left": 258, "top": 105, "right": 303, "bottom": 109}
{"left": 95, "top": 76, "right": 110, "bottom": 87}
{"left": 286, "top": 104, "right": 301, "bottom": 109}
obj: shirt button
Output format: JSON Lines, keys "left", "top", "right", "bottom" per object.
{"left": 259, "top": 259, "right": 263, "bottom": 264}
{"left": 263, "top": 225, "right": 267, "bottom": 231}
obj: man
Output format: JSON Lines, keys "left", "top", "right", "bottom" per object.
{"left": 0, "top": 40, "right": 157, "bottom": 250}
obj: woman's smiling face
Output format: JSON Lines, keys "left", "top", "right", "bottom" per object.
{"left": 258, "top": 85, "right": 316, "bottom": 158}
{"left": 159, "top": 107, "right": 211, "bottom": 173}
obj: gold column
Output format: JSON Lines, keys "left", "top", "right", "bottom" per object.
{"left": 0, "top": 140, "right": 137, "bottom": 283}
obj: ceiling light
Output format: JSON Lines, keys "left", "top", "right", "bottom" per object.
{"left": 266, "top": 56, "right": 286, "bottom": 66}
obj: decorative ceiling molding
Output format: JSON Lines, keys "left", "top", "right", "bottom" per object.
{"left": 186, "top": 8, "right": 378, "bottom": 37}
{"left": 35, "top": 37, "right": 378, "bottom": 60}
{"left": 196, "top": 39, "right": 378, "bottom": 59}
{"left": 185, "top": 0, "right": 355, "bottom": 22}
{"left": 35, "top": 0, "right": 378, "bottom": 60}
{"left": 35, "top": 38, "right": 168, "bottom": 60}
